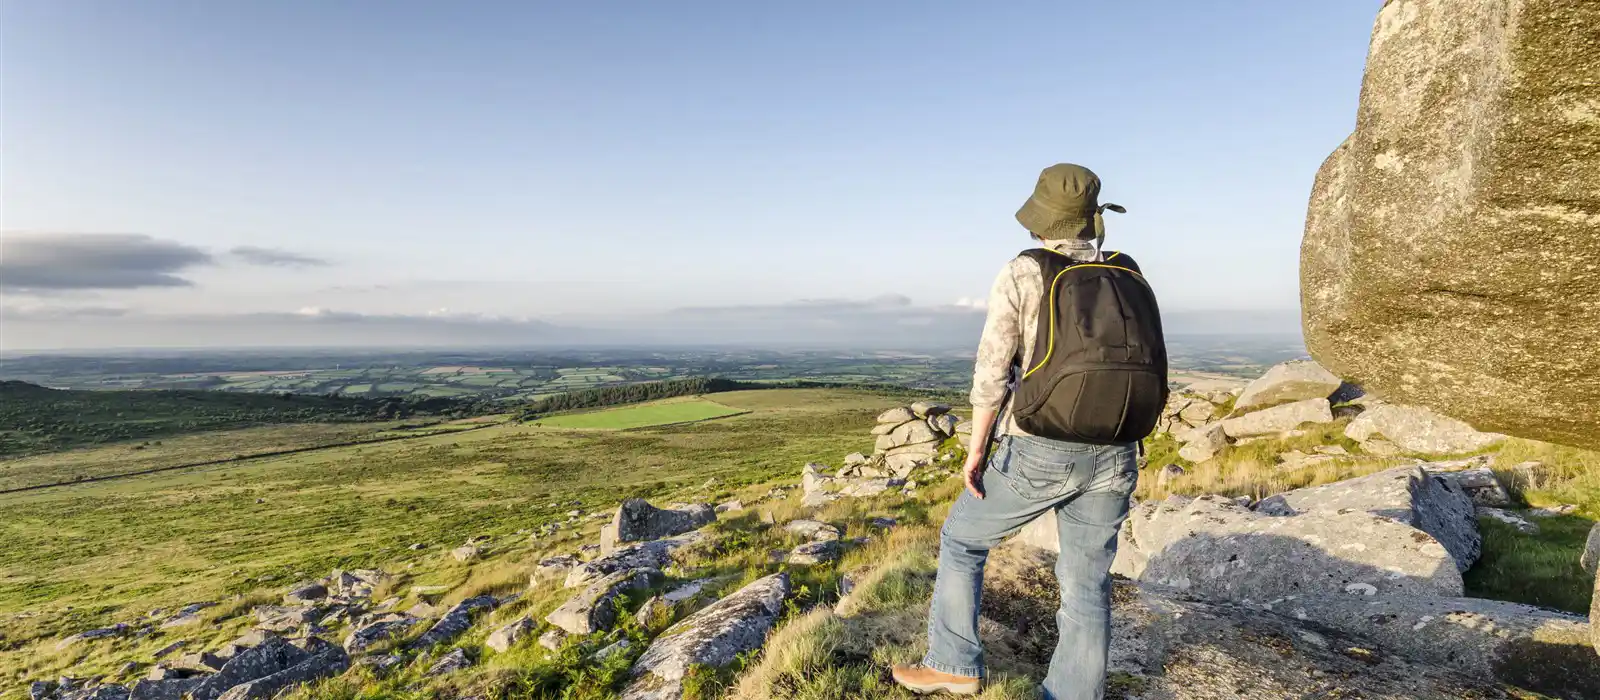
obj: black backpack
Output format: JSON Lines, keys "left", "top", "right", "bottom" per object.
{"left": 1011, "top": 249, "right": 1169, "bottom": 445}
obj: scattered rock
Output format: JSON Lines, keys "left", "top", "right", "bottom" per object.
{"left": 283, "top": 583, "right": 327, "bottom": 605}
{"left": 450, "top": 544, "right": 482, "bottom": 562}
{"left": 215, "top": 648, "right": 349, "bottom": 700}
{"left": 1154, "top": 464, "right": 1184, "bottom": 487}
{"left": 151, "top": 641, "right": 186, "bottom": 660}
{"left": 187, "top": 635, "right": 307, "bottom": 700}
{"left": 1255, "top": 466, "right": 1480, "bottom": 571}
{"left": 713, "top": 500, "right": 743, "bottom": 513}
{"left": 909, "top": 401, "right": 949, "bottom": 418}
{"left": 602, "top": 499, "right": 716, "bottom": 553}
{"left": 548, "top": 569, "right": 662, "bottom": 635}
{"left": 486, "top": 615, "right": 535, "bottom": 653}
{"left": 1526, "top": 504, "right": 1578, "bottom": 518}
{"left": 595, "top": 639, "right": 633, "bottom": 662}
{"left": 843, "top": 452, "right": 869, "bottom": 466}
{"left": 128, "top": 677, "right": 199, "bottom": 700}
{"left": 530, "top": 555, "right": 580, "bottom": 589}
{"left": 1233, "top": 360, "right": 1343, "bottom": 414}
{"left": 565, "top": 534, "right": 701, "bottom": 588}
{"left": 1220, "top": 398, "right": 1333, "bottom": 439}
{"left": 343, "top": 615, "right": 417, "bottom": 653}
{"left": 56, "top": 624, "right": 129, "bottom": 650}
{"left": 621, "top": 573, "right": 790, "bottom": 699}
{"left": 1477, "top": 507, "right": 1539, "bottom": 535}
{"left": 1175, "top": 424, "right": 1226, "bottom": 463}
{"left": 1434, "top": 467, "right": 1511, "bottom": 507}
{"left": 927, "top": 413, "right": 959, "bottom": 436}
{"left": 787, "top": 541, "right": 840, "bottom": 566}
{"left": 1313, "top": 444, "right": 1349, "bottom": 456}
{"left": 783, "top": 519, "right": 842, "bottom": 542}
{"left": 1275, "top": 450, "right": 1335, "bottom": 472}
{"left": 425, "top": 648, "right": 472, "bottom": 676}
{"left": 1344, "top": 404, "right": 1505, "bottom": 456}
{"left": 1108, "top": 495, "right": 1465, "bottom": 601}
{"left": 408, "top": 596, "right": 499, "bottom": 650}
{"left": 538, "top": 628, "right": 568, "bottom": 651}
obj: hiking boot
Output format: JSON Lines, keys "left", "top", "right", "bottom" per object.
{"left": 891, "top": 663, "right": 981, "bottom": 695}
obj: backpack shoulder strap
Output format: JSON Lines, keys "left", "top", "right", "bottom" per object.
{"left": 1100, "top": 250, "right": 1143, "bottom": 274}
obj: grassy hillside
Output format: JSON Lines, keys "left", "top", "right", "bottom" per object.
{"left": 0, "top": 388, "right": 917, "bottom": 687}
{"left": 0, "top": 381, "right": 486, "bottom": 457}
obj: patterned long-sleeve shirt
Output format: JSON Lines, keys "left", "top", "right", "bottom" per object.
{"left": 971, "top": 238, "right": 1102, "bottom": 437}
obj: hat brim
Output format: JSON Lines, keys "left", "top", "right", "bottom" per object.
{"left": 1016, "top": 198, "right": 1094, "bottom": 240}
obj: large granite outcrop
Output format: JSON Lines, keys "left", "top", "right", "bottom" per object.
{"left": 1300, "top": 0, "right": 1600, "bottom": 449}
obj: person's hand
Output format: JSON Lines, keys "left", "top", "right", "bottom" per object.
{"left": 962, "top": 447, "right": 987, "bottom": 499}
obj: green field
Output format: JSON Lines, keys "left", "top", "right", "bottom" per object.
{"left": 0, "top": 388, "right": 908, "bottom": 687}
{"left": 533, "top": 397, "right": 746, "bottom": 430}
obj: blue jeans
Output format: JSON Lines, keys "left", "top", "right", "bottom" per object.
{"left": 923, "top": 435, "right": 1138, "bottom": 700}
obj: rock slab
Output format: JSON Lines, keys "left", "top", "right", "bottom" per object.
{"left": 215, "top": 648, "right": 349, "bottom": 700}
{"left": 1220, "top": 398, "right": 1332, "bottom": 438}
{"left": 1344, "top": 404, "right": 1505, "bottom": 456}
{"left": 1112, "top": 495, "right": 1464, "bottom": 602}
{"left": 621, "top": 573, "right": 790, "bottom": 700}
{"left": 1255, "top": 466, "right": 1480, "bottom": 571}
{"left": 548, "top": 568, "right": 661, "bottom": 635}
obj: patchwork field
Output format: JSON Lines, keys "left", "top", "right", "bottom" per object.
{"left": 531, "top": 397, "right": 746, "bottom": 430}
{"left": 0, "top": 389, "right": 920, "bottom": 686}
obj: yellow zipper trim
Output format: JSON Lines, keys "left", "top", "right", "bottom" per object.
{"left": 1021, "top": 261, "right": 1145, "bottom": 380}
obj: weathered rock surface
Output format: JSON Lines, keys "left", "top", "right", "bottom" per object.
{"left": 1261, "top": 594, "right": 1597, "bottom": 699}
{"left": 875, "top": 420, "right": 938, "bottom": 451}
{"left": 530, "top": 555, "right": 579, "bottom": 589}
{"left": 910, "top": 401, "right": 949, "bottom": 418}
{"left": 407, "top": 596, "right": 498, "bottom": 650}
{"left": 538, "top": 628, "right": 568, "bottom": 651}
{"left": 1175, "top": 423, "right": 1226, "bottom": 463}
{"left": 622, "top": 573, "right": 789, "bottom": 699}
{"left": 548, "top": 568, "right": 661, "bottom": 635}
{"left": 1432, "top": 466, "right": 1511, "bottom": 506}
{"left": 486, "top": 615, "right": 535, "bottom": 653}
{"left": 1109, "top": 495, "right": 1464, "bottom": 602}
{"left": 344, "top": 615, "right": 416, "bottom": 653}
{"left": 425, "top": 648, "right": 473, "bottom": 676}
{"left": 1300, "top": 0, "right": 1600, "bottom": 451}
{"left": 565, "top": 533, "right": 700, "bottom": 588}
{"left": 214, "top": 648, "right": 349, "bottom": 700}
{"left": 1344, "top": 404, "right": 1505, "bottom": 455}
{"left": 283, "top": 582, "right": 327, "bottom": 605}
{"left": 875, "top": 407, "right": 915, "bottom": 424}
{"left": 602, "top": 499, "right": 715, "bottom": 553}
{"left": 450, "top": 544, "right": 481, "bottom": 562}
{"left": 56, "top": 624, "right": 129, "bottom": 650}
{"left": 128, "top": 678, "right": 199, "bottom": 700}
{"left": 975, "top": 544, "right": 1536, "bottom": 699}
{"left": 188, "top": 636, "right": 306, "bottom": 700}
{"left": 786, "top": 540, "right": 840, "bottom": 566}
{"left": 783, "top": 519, "right": 842, "bottom": 542}
{"left": 1234, "top": 360, "right": 1343, "bottom": 413}
{"left": 1477, "top": 506, "right": 1540, "bottom": 535}
{"left": 1220, "top": 398, "right": 1332, "bottom": 438}
{"left": 1255, "top": 466, "right": 1480, "bottom": 571}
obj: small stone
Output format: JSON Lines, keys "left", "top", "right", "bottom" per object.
{"left": 714, "top": 500, "right": 744, "bottom": 513}
{"left": 486, "top": 615, "right": 535, "bottom": 653}
{"left": 784, "top": 519, "right": 842, "bottom": 541}
{"left": 538, "top": 628, "right": 567, "bottom": 651}
{"left": 1156, "top": 464, "right": 1185, "bottom": 487}
{"left": 787, "top": 540, "right": 841, "bottom": 566}
{"left": 425, "top": 648, "right": 472, "bottom": 676}
{"left": 284, "top": 582, "right": 328, "bottom": 605}
{"left": 1477, "top": 507, "right": 1540, "bottom": 535}
{"left": 593, "top": 639, "right": 632, "bottom": 662}
{"left": 451, "top": 544, "right": 481, "bottom": 562}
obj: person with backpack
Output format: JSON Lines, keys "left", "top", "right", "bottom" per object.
{"left": 892, "top": 164, "right": 1168, "bottom": 699}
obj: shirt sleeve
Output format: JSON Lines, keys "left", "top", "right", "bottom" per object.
{"left": 970, "top": 259, "right": 1024, "bottom": 410}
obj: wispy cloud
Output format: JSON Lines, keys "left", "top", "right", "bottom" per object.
{"left": 229, "top": 246, "right": 330, "bottom": 268}
{"left": 0, "top": 233, "right": 213, "bottom": 291}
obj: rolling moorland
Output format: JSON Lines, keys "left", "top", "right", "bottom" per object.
{"left": 0, "top": 336, "right": 1304, "bottom": 402}
{"left": 2, "top": 374, "right": 1597, "bottom": 698}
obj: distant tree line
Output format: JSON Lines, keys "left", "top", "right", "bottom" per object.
{"left": 518, "top": 378, "right": 758, "bottom": 418}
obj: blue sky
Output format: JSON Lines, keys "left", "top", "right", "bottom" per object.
{"left": 1, "top": 1, "right": 1380, "bottom": 348}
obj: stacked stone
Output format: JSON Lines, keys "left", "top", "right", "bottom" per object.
{"left": 870, "top": 401, "right": 960, "bottom": 477}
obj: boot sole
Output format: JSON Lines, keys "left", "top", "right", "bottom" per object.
{"left": 897, "top": 679, "right": 982, "bottom": 695}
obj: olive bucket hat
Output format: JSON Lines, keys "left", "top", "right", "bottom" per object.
{"left": 1015, "top": 163, "right": 1126, "bottom": 241}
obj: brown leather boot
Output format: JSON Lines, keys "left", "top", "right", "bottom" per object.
{"left": 890, "top": 663, "right": 982, "bottom": 695}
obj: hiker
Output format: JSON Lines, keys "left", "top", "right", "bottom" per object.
{"left": 893, "top": 164, "right": 1168, "bottom": 699}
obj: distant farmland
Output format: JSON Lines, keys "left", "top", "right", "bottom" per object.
{"left": 532, "top": 397, "right": 745, "bottom": 430}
